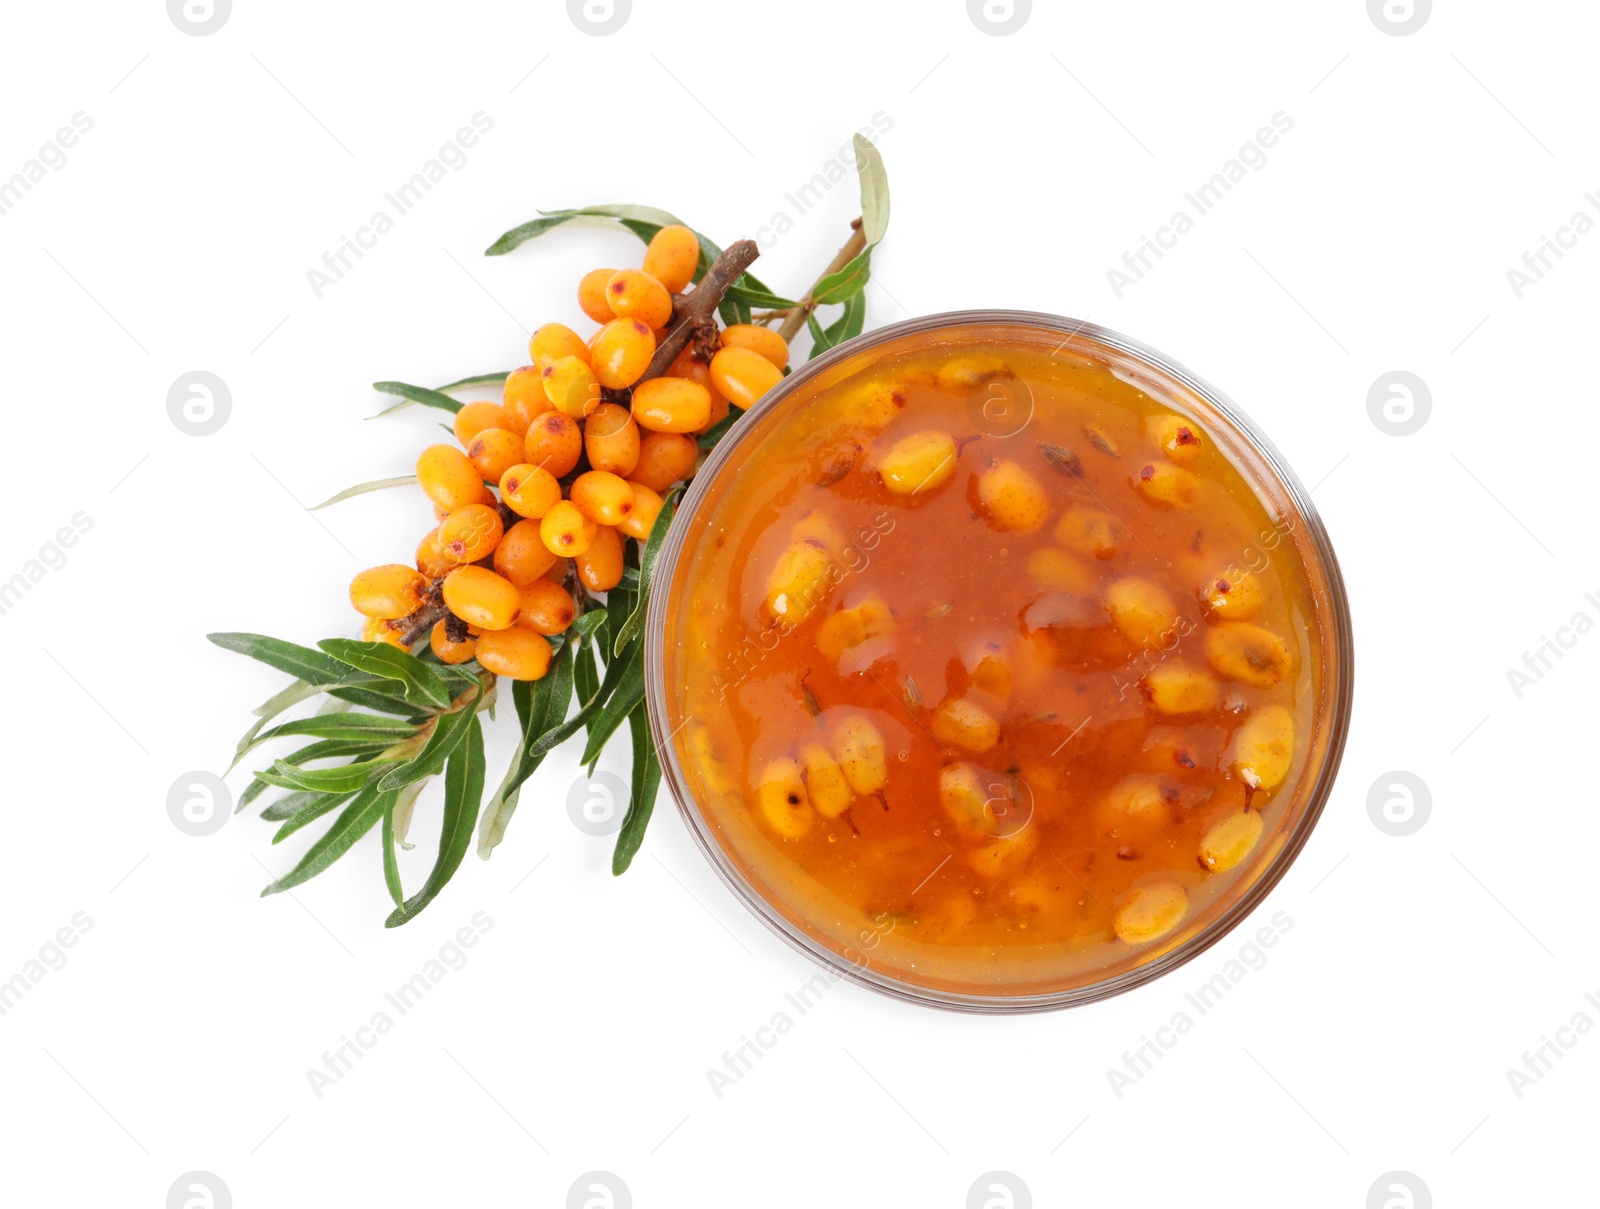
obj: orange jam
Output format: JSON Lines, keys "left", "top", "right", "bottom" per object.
{"left": 659, "top": 322, "right": 1343, "bottom": 1001}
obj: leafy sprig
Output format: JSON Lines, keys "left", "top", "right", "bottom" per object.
{"left": 211, "top": 135, "right": 890, "bottom": 926}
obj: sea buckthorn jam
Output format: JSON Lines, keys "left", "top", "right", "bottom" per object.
{"left": 659, "top": 322, "right": 1344, "bottom": 1001}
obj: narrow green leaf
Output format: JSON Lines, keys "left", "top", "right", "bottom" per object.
{"left": 385, "top": 718, "right": 486, "bottom": 927}
{"left": 238, "top": 776, "right": 272, "bottom": 812}
{"left": 318, "top": 639, "right": 453, "bottom": 710}
{"left": 382, "top": 803, "right": 404, "bottom": 907}
{"left": 279, "top": 737, "right": 394, "bottom": 766}
{"left": 370, "top": 380, "right": 464, "bottom": 415}
{"left": 725, "top": 281, "right": 800, "bottom": 309}
{"left": 853, "top": 133, "right": 890, "bottom": 246}
{"left": 256, "top": 757, "right": 396, "bottom": 794}
{"left": 436, "top": 370, "right": 513, "bottom": 393}
{"left": 261, "top": 788, "right": 343, "bottom": 822}
{"left": 580, "top": 645, "right": 646, "bottom": 768}
{"left": 613, "top": 490, "right": 678, "bottom": 657}
{"left": 613, "top": 703, "right": 662, "bottom": 874}
{"left": 209, "top": 632, "right": 353, "bottom": 686}
{"left": 325, "top": 679, "right": 427, "bottom": 717}
{"left": 811, "top": 248, "right": 872, "bottom": 305}
{"left": 231, "top": 679, "right": 323, "bottom": 777}
{"left": 376, "top": 687, "right": 482, "bottom": 792}
{"left": 261, "top": 785, "right": 392, "bottom": 895}
{"left": 825, "top": 292, "right": 867, "bottom": 344}
{"left": 239, "top": 713, "right": 417, "bottom": 762}
{"left": 718, "top": 293, "right": 751, "bottom": 327}
{"left": 574, "top": 638, "right": 599, "bottom": 714}
{"left": 698, "top": 405, "right": 745, "bottom": 449}
{"left": 807, "top": 311, "right": 831, "bottom": 357}
{"left": 308, "top": 475, "right": 418, "bottom": 512}
{"left": 272, "top": 790, "right": 359, "bottom": 843}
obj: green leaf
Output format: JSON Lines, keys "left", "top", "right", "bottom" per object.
{"left": 326, "top": 679, "right": 427, "bottom": 718}
{"left": 308, "top": 475, "right": 418, "bottom": 511}
{"left": 574, "top": 637, "right": 599, "bottom": 714}
{"left": 478, "top": 646, "right": 576, "bottom": 857}
{"left": 613, "top": 703, "right": 662, "bottom": 875}
{"left": 272, "top": 790, "right": 359, "bottom": 843}
{"left": 382, "top": 802, "right": 404, "bottom": 907}
{"left": 580, "top": 644, "right": 646, "bottom": 769}
{"left": 371, "top": 380, "right": 463, "bottom": 416}
{"left": 725, "top": 281, "right": 799, "bottom": 309}
{"left": 718, "top": 293, "right": 751, "bottom": 327}
{"left": 279, "top": 737, "right": 394, "bottom": 766}
{"left": 376, "top": 686, "right": 482, "bottom": 792}
{"left": 808, "top": 293, "right": 867, "bottom": 362}
{"left": 612, "top": 489, "right": 678, "bottom": 657}
{"left": 392, "top": 779, "right": 426, "bottom": 849}
{"left": 209, "top": 632, "right": 353, "bottom": 687}
{"left": 318, "top": 639, "right": 453, "bottom": 711}
{"left": 385, "top": 717, "right": 486, "bottom": 927}
{"left": 261, "top": 785, "right": 392, "bottom": 895}
{"left": 261, "top": 788, "right": 341, "bottom": 822}
{"left": 238, "top": 713, "right": 417, "bottom": 763}
{"left": 256, "top": 756, "right": 398, "bottom": 794}
{"left": 853, "top": 133, "right": 890, "bottom": 246}
{"left": 698, "top": 405, "right": 745, "bottom": 449}
{"left": 811, "top": 248, "right": 872, "bottom": 305}
{"left": 436, "top": 370, "right": 512, "bottom": 393}
{"left": 522, "top": 638, "right": 631, "bottom": 765}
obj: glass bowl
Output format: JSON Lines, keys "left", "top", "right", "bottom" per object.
{"left": 644, "top": 311, "right": 1354, "bottom": 1013}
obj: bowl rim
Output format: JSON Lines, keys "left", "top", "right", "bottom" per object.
{"left": 643, "top": 309, "right": 1355, "bottom": 1013}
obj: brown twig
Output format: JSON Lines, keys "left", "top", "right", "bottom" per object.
{"left": 775, "top": 218, "right": 865, "bottom": 343}
{"left": 394, "top": 580, "right": 448, "bottom": 647}
{"left": 642, "top": 239, "right": 760, "bottom": 382}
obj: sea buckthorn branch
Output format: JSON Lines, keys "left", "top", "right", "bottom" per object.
{"left": 213, "top": 135, "right": 893, "bottom": 925}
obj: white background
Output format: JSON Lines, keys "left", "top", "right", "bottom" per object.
{"left": 1, "top": 1, "right": 1593, "bottom": 1205}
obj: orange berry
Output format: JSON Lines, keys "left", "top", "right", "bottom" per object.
{"left": 523, "top": 411, "right": 583, "bottom": 478}
{"left": 710, "top": 346, "right": 783, "bottom": 409}
{"left": 466, "top": 427, "right": 524, "bottom": 484}
{"left": 362, "top": 616, "right": 409, "bottom": 648}
{"left": 606, "top": 269, "right": 674, "bottom": 330}
{"left": 540, "top": 499, "right": 598, "bottom": 558}
{"left": 631, "top": 376, "right": 711, "bottom": 434}
{"left": 517, "top": 578, "right": 577, "bottom": 635}
{"left": 643, "top": 224, "right": 699, "bottom": 293}
{"left": 430, "top": 620, "right": 477, "bottom": 665}
{"left": 541, "top": 355, "right": 601, "bottom": 419}
{"left": 499, "top": 463, "right": 562, "bottom": 519}
{"left": 631, "top": 431, "right": 699, "bottom": 492}
{"left": 578, "top": 268, "right": 617, "bottom": 323}
{"left": 584, "top": 402, "right": 641, "bottom": 477}
{"left": 417, "top": 527, "right": 454, "bottom": 579}
{"left": 493, "top": 518, "right": 558, "bottom": 587}
{"left": 590, "top": 318, "right": 655, "bottom": 389}
{"left": 720, "top": 324, "right": 789, "bottom": 369}
{"left": 543, "top": 556, "right": 571, "bottom": 583}
{"left": 575, "top": 523, "right": 625, "bottom": 592}
{"left": 442, "top": 565, "right": 521, "bottom": 631}
{"left": 475, "top": 626, "right": 553, "bottom": 681}
{"left": 438, "top": 503, "right": 504, "bottom": 565}
{"left": 417, "top": 444, "right": 489, "bottom": 513}
{"left": 569, "top": 470, "right": 636, "bottom": 526}
{"left": 350, "top": 564, "right": 427, "bottom": 619}
{"left": 502, "top": 366, "right": 548, "bottom": 435}
{"left": 619, "top": 481, "right": 665, "bottom": 541}
{"left": 668, "top": 348, "right": 728, "bottom": 432}
{"left": 453, "top": 400, "right": 511, "bottom": 445}
{"left": 529, "top": 322, "right": 590, "bottom": 366}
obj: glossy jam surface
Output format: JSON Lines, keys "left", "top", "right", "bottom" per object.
{"left": 660, "top": 326, "right": 1335, "bottom": 999}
